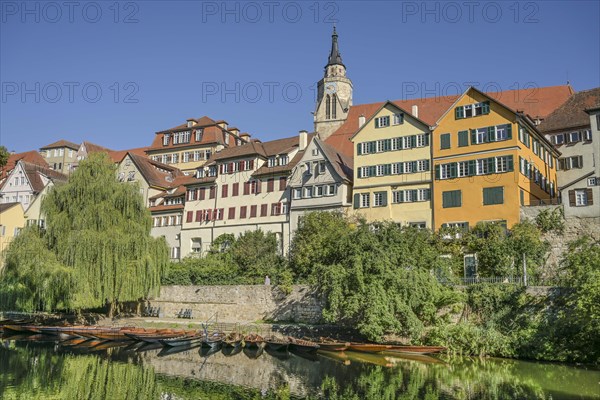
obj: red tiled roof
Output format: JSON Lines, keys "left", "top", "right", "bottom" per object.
{"left": 21, "top": 161, "right": 68, "bottom": 192}
{"left": 326, "top": 85, "right": 574, "bottom": 158}
{"left": 538, "top": 87, "right": 600, "bottom": 133}
{"left": 0, "top": 202, "right": 22, "bottom": 213}
{"left": 40, "top": 139, "right": 79, "bottom": 150}
{"left": 82, "top": 141, "right": 113, "bottom": 154}
{"left": 127, "top": 153, "right": 183, "bottom": 189}
{"left": 0, "top": 151, "right": 48, "bottom": 181}
{"left": 318, "top": 139, "right": 353, "bottom": 182}
{"left": 109, "top": 147, "right": 149, "bottom": 163}
{"left": 149, "top": 204, "right": 184, "bottom": 213}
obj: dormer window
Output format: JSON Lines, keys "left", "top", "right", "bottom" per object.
{"left": 375, "top": 116, "right": 390, "bottom": 128}
{"left": 196, "top": 168, "right": 205, "bottom": 178}
{"left": 208, "top": 166, "right": 217, "bottom": 177}
{"left": 268, "top": 157, "right": 277, "bottom": 167}
{"left": 224, "top": 133, "right": 230, "bottom": 145}
{"left": 304, "top": 162, "right": 312, "bottom": 175}
{"left": 187, "top": 120, "right": 194, "bottom": 128}
{"left": 279, "top": 154, "right": 289, "bottom": 166}
{"left": 393, "top": 113, "right": 404, "bottom": 125}
{"left": 163, "top": 134, "right": 170, "bottom": 146}
{"left": 195, "top": 129, "right": 204, "bottom": 142}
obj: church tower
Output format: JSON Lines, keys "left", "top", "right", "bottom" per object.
{"left": 314, "top": 26, "right": 353, "bottom": 140}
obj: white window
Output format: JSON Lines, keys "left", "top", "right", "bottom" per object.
{"left": 183, "top": 152, "right": 190, "bottom": 163}
{"left": 293, "top": 188, "right": 302, "bottom": 199}
{"left": 587, "top": 177, "right": 597, "bottom": 187}
{"left": 416, "top": 134, "right": 426, "bottom": 147}
{"left": 568, "top": 131, "right": 581, "bottom": 143}
{"left": 304, "top": 162, "right": 312, "bottom": 175}
{"left": 376, "top": 165, "right": 385, "bottom": 176}
{"left": 457, "top": 161, "right": 468, "bottom": 177}
{"left": 440, "top": 164, "right": 451, "bottom": 179}
{"left": 191, "top": 238, "right": 202, "bottom": 253}
{"left": 476, "top": 159, "right": 488, "bottom": 175}
{"left": 495, "top": 157, "right": 508, "bottom": 173}
{"left": 172, "top": 153, "right": 179, "bottom": 164}
{"left": 474, "top": 128, "right": 487, "bottom": 144}
{"left": 222, "top": 163, "right": 229, "bottom": 174}
{"left": 319, "top": 161, "right": 326, "bottom": 174}
{"left": 54, "top": 149, "right": 59, "bottom": 156}
{"left": 376, "top": 140, "right": 384, "bottom": 153}
{"left": 575, "top": 190, "right": 588, "bottom": 206}
{"left": 392, "top": 191, "right": 403, "bottom": 204}
{"left": 418, "top": 189, "right": 430, "bottom": 201}
{"left": 68, "top": 149, "right": 74, "bottom": 158}
{"left": 375, "top": 116, "right": 390, "bottom": 128}
{"left": 374, "top": 192, "right": 385, "bottom": 207}
{"left": 127, "top": 171, "right": 135, "bottom": 181}
{"left": 162, "top": 216, "right": 168, "bottom": 226}
{"left": 360, "top": 193, "right": 370, "bottom": 208}
{"left": 359, "top": 142, "right": 369, "bottom": 155}
{"left": 268, "top": 157, "right": 276, "bottom": 167}
{"left": 118, "top": 172, "right": 125, "bottom": 182}
{"left": 404, "top": 190, "right": 414, "bottom": 202}
{"left": 392, "top": 163, "right": 401, "bottom": 175}
{"left": 391, "top": 138, "right": 401, "bottom": 151}
{"left": 495, "top": 125, "right": 509, "bottom": 141}
{"left": 171, "top": 247, "right": 180, "bottom": 259}
{"left": 326, "top": 184, "right": 336, "bottom": 196}
{"left": 279, "top": 154, "right": 289, "bottom": 165}
{"left": 393, "top": 113, "right": 404, "bottom": 125}
{"left": 464, "top": 104, "right": 473, "bottom": 118}
{"left": 312, "top": 148, "right": 319, "bottom": 156}
{"left": 303, "top": 186, "right": 313, "bottom": 198}
{"left": 416, "top": 160, "right": 429, "bottom": 172}
{"left": 553, "top": 134, "right": 564, "bottom": 145}
{"left": 583, "top": 129, "right": 593, "bottom": 141}
{"left": 402, "top": 136, "right": 412, "bottom": 149}
{"left": 163, "top": 134, "right": 170, "bottom": 146}
{"left": 359, "top": 166, "right": 369, "bottom": 178}
{"left": 161, "top": 155, "right": 168, "bottom": 164}
{"left": 315, "top": 185, "right": 324, "bottom": 197}
{"left": 195, "top": 129, "right": 203, "bottom": 142}
{"left": 404, "top": 162, "right": 414, "bottom": 174}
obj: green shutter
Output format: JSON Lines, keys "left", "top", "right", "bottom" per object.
{"left": 412, "top": 161, "right": 418, "bottom": 172}
{"left": 384, "top": 164, "right": 391, "bottom": 175}
{"left": 458, "top": 130, "right": 469, "bottom": 147}
{"left": 410, "top": 136, "right": 417, "bottom": 148}
{"left": 441, "top": 133, "right": 450, "bottom": 149}
{"left": 411, "top": 190, "right": 418, "bottom": 202}
{"left": 454, "top": 190, "right": 462, "bottom": 207}
{"left": 482, "top": 101, "right": 490, "bottom": 114}
{"left": 450, "top": 162, "right": 457, "bottom": 178}
{"left": 471, "top": 129, "right": 477, "bottom": 144}
{"left": 507, "top": 156, "right": 514, "bottom": 172}
{"left": 455, "top": 106, "right": 464, "bottom": 119}
{"left": 483, "top": 188, "right": 491, "bottom": 205}
{"left": 424, "top": 134, "right": 430, "bottom": 146}
{"left": 488, "top": 126, "right": 496, "bottom": 142}
{"left": 369, "top": 166, "right": 376, "bottom": 176}
{"left": 382, "top": 192, "right": 388, "bottom": 206}
{"left": 399, "top": 191, "right": 405, "bottom": 203}
{"left": 487, "top": 157, "right": 495, "bottom": 174}
{"left": 435, "top": 165, "right": 440, "bottom": 180}
{"left": 357, "top": 143, "right": 362, "bottom": 155}
{"left": 468, "top": 160, "right": 476, "bottom": 176}
{"left": 507, "top": 124, "right": 512, "bottom": 139}
{"left": 384, "top": 139, "right": 391, "bottom": 151}
{"left": 369, "top": 141, "right": 376, "bottom": 153}
{"left": 424, "top": 159, "right": 430, "bottom": 171}
{"left": 353, "top": 193, "right": 360, "bottom": 209}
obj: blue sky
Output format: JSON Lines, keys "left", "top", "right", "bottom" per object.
{"left": 1, "top": 1, "right": 599, "bottom": 152}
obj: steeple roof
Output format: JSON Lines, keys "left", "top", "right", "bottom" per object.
{"left": 326, "top": 26, "right": 344, "bottom": 67}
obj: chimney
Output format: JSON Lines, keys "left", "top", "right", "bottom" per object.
{"left": 412, "top": 105, "right": 419, "bottom": 118}
{"left": 299, "top": 130, "right": 308, "bottom": 151}
{"left": 358, "top": 114, "right": 366, "bottom": 128}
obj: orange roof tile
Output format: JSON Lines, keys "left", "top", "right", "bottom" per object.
{"left": 1, "top": 151, "right": 48, "bottom": 181}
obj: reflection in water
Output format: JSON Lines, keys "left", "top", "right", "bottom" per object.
{"left": 1, "top": 337, "right": 599, "bottom": 400}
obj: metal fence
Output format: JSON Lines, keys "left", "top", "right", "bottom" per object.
{"left": 439, "top": 275, "right": 559, "bottom": 287}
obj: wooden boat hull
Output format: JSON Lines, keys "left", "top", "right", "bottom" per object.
{"left": 159, "top": 335, "right": 203, "bottom": 347}
{"left": 124, "top": 332, "right": 183, "bottom": 343}
{"left": 222, "top": 345, "right": 243, "bottom": 357}
{"left": 3, "top": 325, "right": 41, "bottom": 334}
{"left": 317, "top": 342, "right": 350, "bottom": 352}
{"left": 347, "top": 343, "right": 392, "bottom": 353}
{"left": 385, "top": 345, "right": 446, "bottom": 355}
{"left": 288, "top": 337, "right": 320, "bottom": 353}
{"left": 265, "top": 341, "right": 289, "bottom": 352}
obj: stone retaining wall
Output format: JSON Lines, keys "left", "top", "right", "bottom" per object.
{"left": 147, "top": 285, "right": 324, "bottom": 324}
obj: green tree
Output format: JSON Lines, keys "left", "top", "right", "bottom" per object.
{"left": 507, "top": 221, "right": 549, "bottom": 279}
{"left": 229, "top": 229, "right": 284, "bottom": 279}
{"left": 0, "top": 145, "right": 9, "bottom": 168}
{"left": 0, "top": 153, "right": 168, "bottom": 315}
{"left": 466, "top": 222, "right": 513, "bottom": 276}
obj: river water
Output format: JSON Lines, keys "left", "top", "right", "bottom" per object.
{"left": 1, "top": 336, "right": 599, "bottom": 399}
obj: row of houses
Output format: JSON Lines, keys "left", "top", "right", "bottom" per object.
{"left": 1, "top": 28, "right": 599, "bottom": 261}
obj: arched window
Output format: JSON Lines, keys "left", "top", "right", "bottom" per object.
{"left": 325, "top": 95, "right": 331, "bottom": 119}
{"left": 332, "top": 94, "right": 337, "bottom": 119}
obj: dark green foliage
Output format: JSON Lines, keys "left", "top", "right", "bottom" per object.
{"left": 162, "top": 229, "right": 289, "bottom": 286}
{"left": 0, "top": 145, "right": 9, "bottom": 168}
{"left": 534, "top": 207, "right": 565, "bottom": 234}
{"left": 0, "top": 153, "right": 168, "bottom": 313}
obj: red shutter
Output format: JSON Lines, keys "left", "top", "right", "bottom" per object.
{"left": 244, "top": 182, "right": 250, "bottom": 195}
{"left": 228, "top": 207, "right": 235, "bottom": 219}
{"left": 238, "top": 161, "right": 244, "bottom": 171}
{"left": 249, "top": 160, "right": 254, "bottom": 169}
{"left": 209, "top": 186, "right": 216, "bottom": 199}
{"left": 222, "top": 184, "right": 228, "bottom": 198}
{"left": 568, "top": 190, "right": 576, "bottom": 206}
{"left": 199, "top": 188, "right": 206, "bottom": 200}
{"left": 586, "top": 188, "right": 594, "bottom": 206}
{"left": 228, "top": 162, "right": 234, "bottom": 173}
{"left": 250, "top": 205, "right": 257, "bottom": 218}
{"left": 279, "top": 177, "right": 287, "bottom": 191}
{"left": 240, "top": 206, "right": 247, "bottom": 218}
{"left": 267, "top": 179, "right": 274, "bottom": 192}
{"left": 219, "top": 164, "right": 224, "bottom": 174}
{"left": 260, "top": 204, "right": 268, "bottom": 217}
{"left": 195, "top": 210, "right": 201, "bottom": 222}
{"left": 186, "top": 211, "right": 193, "bottom": 223}
{"left": 206, "top": 209, "right": 213, "bottom": 221}
{"left": 255, "top": 180, "right": 262, "bottom": 194}
{"left": 232, "top": 183, "right": 239, "bottom": 196}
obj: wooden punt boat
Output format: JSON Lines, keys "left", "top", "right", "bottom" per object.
{"left": 124, "top": 331, "right": 187, "bottom": 344}
{"left": 2, "top": 325, "right": 42, "bottom": 334}
{"left": 347, "top": 343, "right": 392, "bottom": 353}
{"left": 288, "top": 337, "right": 320, "bottom": 353}
{"left": 344, "top": 351, "right": 394, "bottom": 367}
{"left": 159, "top": 334, "right": 203, "bottom": 347}
{"left": 384, "top": 345, "right": 446, "bottom": 355}
{"left": 200, "top": 343, "right": 222, "bottom": 357}
{"left": 201, "top": 332, "right": 225, "bottom": 348}
{"left": 264, "top": 346, "right": 291, "bottom": 360}
{"left": 265, "top": 336, "right": 289, "bottom": 352}
{"left": 222, "top": 332, "right": 243, "bottom": 348}
{"left": 243, "top": 334, "right": 264, "bottom": 349}
{"left": 317, "top": 340, "right": 350, "bottom": 352}
{"left": 242, "top": 345, "right": 263, "bottom": 359}
{"left": 222, "top": 344, "right": 243, "bottom": 357}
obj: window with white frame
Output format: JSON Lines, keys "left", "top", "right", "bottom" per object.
{"left": 360, "top": 193, "right": 370, "bottom": 208}
{"left": 268, "top": 157, "right": 276, "bottom": 167}
{"left": 440, "top": 164, "right": 451, "bottom": 179}
{"left": 404, "top": 162, "right": 414, "bottom": 174}
{"left": 415, "top": 134, "right": 427, "bottom": 147}
{"left": 474, "top": 128, "right": 488, "bottom": 144}
{"left": 376, "top": 165, "right": 385, "bottom": 176}
{"left": 303, "top": 186, "right": 313, "bottom": 198}
{"left": 391, "top": 163, "right": 401, "bottom": 175}
{"left": 392, "top": 191, "right": 403, "bottom": 204}
{"left": 195, "top": 129, "right": 203, "bottom": 142}
{"left": 393, "top": 113, "right": 404, "bottom": 125}
{"left": 279, "top": 154, "right": 289, "bottom": 165}
{"left": 476, "top": 159, "right": 489, "bottom": 175}
{"left": 457, "top": 161, "right": 469, "bottom": 177}
{"left": 375, "top": 116, "right": 390, "bottom": 128}
{"left": 326, "top": 184, "right": 336, "bottom": 196}
{"left": 183, "top": 152, "right": 190, "bottom": 163}
{"left": 568, "top": 131, "right": 581, "bottom": 143}
{"left": 172, "top": 153, "right": 179, "bottom": 164}
{"left": 319, "top": 161, "right": 326, "bottom": 174}
{"left": 293, "top": 188, "right": 302, "bottom": 199}
{"left": 402, "top": 136, "right": 412, "bottom": 149}
{"left": 495, "top": 124, "right": 509, "bottom": 141}
{"left": 374, "top": 192, "right": 385, "bottom": 207}
{"left": 416, "top": 159, "right": 429, "bottom": 172}
{"left": 575, "top": 189, "right": 588, "bottom": 206}
{"left": 127, "top": 171, "right": 135, "bottom": 181}
{"left": 391, "top": 137, "right": 401, "bottom": 151}
{"left": 495, "top": 156, "right": 509, "bottom": 172}
{"left": 315, "top": 185, "right": 324, "bottom": 197}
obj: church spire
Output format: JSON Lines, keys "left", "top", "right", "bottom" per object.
{"left": 326, "top": 25, "right": 344, "bottom": 67}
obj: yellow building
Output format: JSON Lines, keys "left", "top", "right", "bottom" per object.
{"left": 351, "top": 102, "right": 433, "bottom": 228}
{"left": 0, "top": 202, "right": 25, "bottom": 268}
{"left": 432, "top": 87, "right": 560, "bottom": 230}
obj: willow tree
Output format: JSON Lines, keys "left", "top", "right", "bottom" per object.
{"left": 0, "top": 152, "right": 168, "bottom": 315}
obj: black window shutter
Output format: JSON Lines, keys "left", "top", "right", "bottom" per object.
{"left": 568, "top": 190, "right": 576, "bottom": 207}
{"left": 586, "top": 188, "right": 594, "bottom": 206}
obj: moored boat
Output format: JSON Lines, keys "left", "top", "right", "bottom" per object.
{"left": 384, "top": 345, "right": 446, "bottom": 355}
{"left": 201, "top": 332, "right": 225, "bottom": 348}
{"left": 222, "top": 332, "right": 243, "bottom": 348}
{"left": 288, "top": 337, "right": 320, "bottom": 353}
{"left": 243, "top": 334, "right": 264, "bottom": 349}
{"left": 2, "top": 325, "right": 42, "bottom": 334}
{"left": 347, "top": 343, "right": 392, "bottom": 353}
{"left": 265, "top": 336, "right": 289, "bottom": 352}
{"left": 317, "top": 339, "right": 350, "bottom": 352}
{"left": 159, "top": 333, "right": 203, "bottom": 347}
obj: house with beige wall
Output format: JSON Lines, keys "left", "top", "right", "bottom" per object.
{"left": 288, "top": 137, "right": 353, "bottom": 233}
{"left": 351, "top": 102, "right": 433, "bottom": 228}
{"left": 539, "top": 88, "right": 599, "bottom": 217}
{"left": 0, "top": 202, "right": 25, "bottom": 268}
{"left": 39, "top": 139, "right": 79, "bottom": 175}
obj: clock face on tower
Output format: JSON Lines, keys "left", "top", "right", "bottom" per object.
{"left": 325, "top": 82, "right": 337, "bottom": 94}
